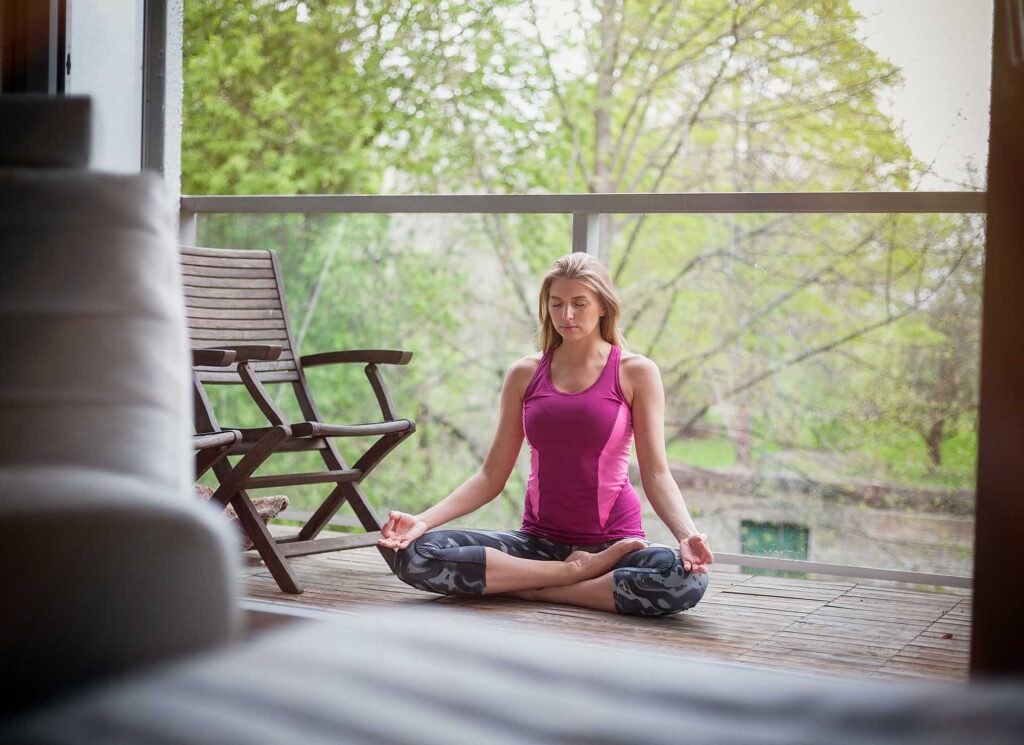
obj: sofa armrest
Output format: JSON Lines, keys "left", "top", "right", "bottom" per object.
{"left": 0, "top": 466, "right": 240, "bottom": 714}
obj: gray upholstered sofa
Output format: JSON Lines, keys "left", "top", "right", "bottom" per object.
{"left": 1, "top": 97, "right": 1022, "bottom": 744}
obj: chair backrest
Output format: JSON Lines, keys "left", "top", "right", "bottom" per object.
{"left": 181, "top": 246, "right": 301, "bottom": 385}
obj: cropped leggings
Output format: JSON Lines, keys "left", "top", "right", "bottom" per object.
{"left": 392, "top": 529, "right": 708, "bottom": 617}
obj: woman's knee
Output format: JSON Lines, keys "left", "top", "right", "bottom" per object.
{"left": 612, "top": 560, "right": 709, "bottom": 617}
{"left": 391, "top": 535, "right": 486, "bottom": 597}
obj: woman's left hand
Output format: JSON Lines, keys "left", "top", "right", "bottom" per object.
{"left": 679, "top": 534, "right": 714, "bottom": 574}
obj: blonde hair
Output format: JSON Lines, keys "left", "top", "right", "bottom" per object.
{"left": 538, "top": 253, "right": 625, "bottom": 353}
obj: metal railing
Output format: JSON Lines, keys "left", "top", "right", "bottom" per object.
{"left": 180, "top": 190, "right": 985, "bottom": 588}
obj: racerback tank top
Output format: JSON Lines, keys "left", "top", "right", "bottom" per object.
{"left": 520, "top": 344, "right": 646, "bottom": 545}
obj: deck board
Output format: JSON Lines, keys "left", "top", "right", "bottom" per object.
{"left": 240, "top": 542, "right": 971, "bottom": 682}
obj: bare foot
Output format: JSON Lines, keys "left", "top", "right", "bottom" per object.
{"left": 565, "top": 539, "right": 646, "bottom": 582}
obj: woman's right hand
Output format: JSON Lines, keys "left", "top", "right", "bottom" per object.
{"left": 378, "top": 510, "right": 429, "bottom": 550}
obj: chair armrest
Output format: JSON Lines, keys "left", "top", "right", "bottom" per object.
{"left": 300, "top": 350, "right": 412, "bottom": 423}
{"left": 192, "top": 348, "right": 237, "bottom": 367}
{"left": 300, "top": 349, "right": 413, "bottom": 367}
{"left": 220, "top": 345, "right": 283, "bottom": 362}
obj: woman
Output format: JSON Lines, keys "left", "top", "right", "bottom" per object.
{"left": 380, "top": 253, "right": 713, "bottom": 617}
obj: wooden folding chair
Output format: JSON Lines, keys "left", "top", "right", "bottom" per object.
{"left": 182, "top": 245, "right": 416, "bottom": 594}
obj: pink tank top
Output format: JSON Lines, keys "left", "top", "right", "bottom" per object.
{"left": 520, "top": 345, "right": 646, "bottom": 545}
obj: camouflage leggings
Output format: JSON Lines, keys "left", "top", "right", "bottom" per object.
{"left": 392, "top": 529, "right": 708, "bottom": 617}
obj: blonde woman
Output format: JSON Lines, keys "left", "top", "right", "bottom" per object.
{"left": 381, "top": 253, "right": 713, "bottom": 616}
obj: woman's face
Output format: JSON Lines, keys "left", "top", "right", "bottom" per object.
{"left": 548, "top": 278, "right": 605, "bottom": 342}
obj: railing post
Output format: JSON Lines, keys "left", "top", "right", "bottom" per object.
{"left": 178, "top": 205, "right": 196, "bottom": 246}
{"left": 571, "top": 212, "right": 601, "bottom": 256}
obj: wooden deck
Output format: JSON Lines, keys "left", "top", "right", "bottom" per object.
{"left": 241, "top": 543, "right": 972, "bottom": 683}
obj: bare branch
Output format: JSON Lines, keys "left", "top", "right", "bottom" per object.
{"left": 674, "top": 243, "right": 971, "bottom": 433}
{"left": 663, "top": 222, "right": 884, "bottom": 383}
{"left": 526, "top": 0, "right": 592, "bottom": 187}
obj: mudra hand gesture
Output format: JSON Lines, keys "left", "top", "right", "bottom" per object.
{"left": 378, "top": 510, "right": 428, "bottom": 550}
{"left": 680, "top": 533, "right": 714, "bottom": 574}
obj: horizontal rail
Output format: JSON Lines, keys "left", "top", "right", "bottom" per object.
{"left": 713, "top": 552, "right": 972, "bottom": 588}
{"left": 181, "top": 191, "right": 986, "bottom": 215}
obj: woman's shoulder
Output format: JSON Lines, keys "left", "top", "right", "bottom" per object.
{"left": 505, "top": 354, "right": 543, "bottom": 396}
{"left": 509, "top": 353, "right": 543, "bottom": 375}
{"left": 619, "top": 349, "right": 659, "bottom": 376}
{"left": 618, "top": 350, "right": 660, "bottom": 402}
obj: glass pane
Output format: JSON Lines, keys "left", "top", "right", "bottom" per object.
{"left": 609, "top": 211, "right": 982, "bottom": 582}
{"left": 194, "top": 207, "right": 982, "bottom": 588}
{"left": 741, "top": 520, "right": 809, "bottom": 578}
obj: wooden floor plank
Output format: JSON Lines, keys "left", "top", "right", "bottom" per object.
{"left": 240, "top": 545, "right": 970, "bottom": 682}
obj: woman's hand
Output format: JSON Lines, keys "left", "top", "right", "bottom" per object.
{"left": 378, "top": 511, "right": 429, "bottom": 550}
{"left": 679, "top": 533, "right": 714, "bottom": 574}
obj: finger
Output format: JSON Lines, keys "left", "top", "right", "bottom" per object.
{"left": 384, "top": 512, "right": 403, "bottom": 536}
{"left": 693, "top": 535, "right": 714, "bottom": 562}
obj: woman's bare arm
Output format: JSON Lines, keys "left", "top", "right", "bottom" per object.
{"left": 379, "top": 357, "right": 536, "bottom": 548}
{"left": 627, "top": 354, "right": 714, "bottom": 571}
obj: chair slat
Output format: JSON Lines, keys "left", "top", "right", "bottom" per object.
{"left": 184, "top": 297, "right": 284, "bottom": 310}
{"left": 185, "top": 287, "right": 280, "bottom": 300}
{"left": 182, "top": 246, "right": 272, "bottom": 260}
{"left": 187, "top": 308, "right": 284, "bottom": 320}
{"left": 188, "top": 318, "right": 287, "bottom": 331}
{"left": 195, "top": 359, "right": 295, "bottom": 372}
{"left": 183, "top": 276, "right": 279, "bottom": 290}
{"left": 189, "top": 329, "right": 290, "bottom": 342}
{"left": 181, "top": 264, "right": 276, "bottom": 279}
{"left": 182, "top": 255, "right": 273, "bottom": 270}
{"left": 197, "top": 369, "right": 300, "bottom": 384}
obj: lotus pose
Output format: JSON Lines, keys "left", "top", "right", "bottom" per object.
{"left": 381, "top": 253, "right": 713, "bottom": 616}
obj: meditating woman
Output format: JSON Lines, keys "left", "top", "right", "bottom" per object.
{"left": 380, "top": 253, "right": 713, "bottom": 616}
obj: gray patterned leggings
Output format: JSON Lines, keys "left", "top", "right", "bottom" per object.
{"left": 392, "top": 529, "right": 708, "bottom": 617}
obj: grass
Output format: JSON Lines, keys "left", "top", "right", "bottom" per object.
{"left": 664, "top": 429, "right": 975, "bottom": 494}
{"left": 666, "top": 438, "right": 737, "bottom": 469}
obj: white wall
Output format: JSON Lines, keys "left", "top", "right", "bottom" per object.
{"left": 66, "top": 0, "right": 146, "bottom": 173}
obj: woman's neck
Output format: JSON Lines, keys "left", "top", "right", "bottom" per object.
{"left": 554, "top": 335, "right": 611, "bottom": 367}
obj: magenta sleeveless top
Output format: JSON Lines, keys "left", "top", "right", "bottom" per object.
{"left": 520, "top": 345, "right": 646, "bottom": 544}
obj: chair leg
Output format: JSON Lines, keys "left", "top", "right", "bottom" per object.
{"left": 195, "top": 445, "right": 231, "bottom": 480}
{"left": 297, "top": 482, "right": 348, "bottom": 542}
{"left": 231, "top": 489, "right": 303, "bottom": 595}
{"left": 210, "top": 425, "right": 302, "bottom": 594}
{"left": 210, "top": 425, "right": 291, "bottom": 507}
{"left": 298, "top": 431, "right": 411, "bottom": 542}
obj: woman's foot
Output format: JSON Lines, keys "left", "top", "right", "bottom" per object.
{"left": 565, "top": 539, "right": 646, "bottom": 582}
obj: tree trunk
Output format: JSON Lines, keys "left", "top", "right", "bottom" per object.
{"left": 924, "top": 419, "right": 945, "bottom": 467}
{"left": 593, "top": 0, "right": 617, "bottom": 265}
{"left": 732, "top": 407, "right": 754, "bottom": 470}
